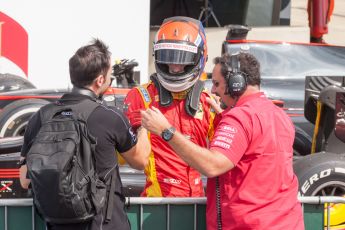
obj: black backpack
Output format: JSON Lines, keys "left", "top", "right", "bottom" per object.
{"left": 27, "top": 99, "right": 112, "bottom": 224}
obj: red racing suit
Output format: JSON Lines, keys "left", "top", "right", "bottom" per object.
{"left": 124, "top": 80, "right": 215, "bottom": 197}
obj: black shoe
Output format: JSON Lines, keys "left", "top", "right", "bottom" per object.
{"left": 310, "top": 36, "right": 326, "bottom": 44}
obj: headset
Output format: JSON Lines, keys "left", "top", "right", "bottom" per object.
{"left": 226, "top": 53, "right": 247, "bottom": 97}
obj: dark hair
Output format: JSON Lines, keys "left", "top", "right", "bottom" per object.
{"left": 69, "top": 39, "right": 111, "bottom": 87}
{"left": 213, "top": 52, "right": 261, "bottom": 86}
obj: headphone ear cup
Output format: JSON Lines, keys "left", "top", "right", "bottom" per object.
{"left": 227, "top": 73, "right": 247, "bottom": 97}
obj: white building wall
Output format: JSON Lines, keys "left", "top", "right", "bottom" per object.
{"left": 0, "top": 0, "right": 151, "bottom": 88}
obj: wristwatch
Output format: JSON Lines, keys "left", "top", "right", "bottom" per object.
{"left": 161, "top": 127, "right": 176, "bottom": 142}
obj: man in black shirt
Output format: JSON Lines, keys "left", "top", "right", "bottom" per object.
{"left": 19, "top": 39, "right": 150, "bottom": 230}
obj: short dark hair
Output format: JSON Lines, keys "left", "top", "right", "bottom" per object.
{"left": 69, "top": 39, "right": 111, "bottom": 87}
{"left": 213, "top": 52, "right": 261, "bottom": 86}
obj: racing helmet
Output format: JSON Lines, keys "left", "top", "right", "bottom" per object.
{"left": 153, "top": 16, "right": 208, "bottom": 92}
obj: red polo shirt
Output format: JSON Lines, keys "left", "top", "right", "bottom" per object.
{"left": 207, "top": 92, "right": 304, "bottom": 230}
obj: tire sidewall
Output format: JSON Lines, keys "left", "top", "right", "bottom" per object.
{"left": 0, "top": 99, "right": 49, "bottom": 137}
{"left": 293, "top": 125, "right": 312, "bottom": 156}
{"left": 294, "top": 153, "right": 345, "bottom": 196}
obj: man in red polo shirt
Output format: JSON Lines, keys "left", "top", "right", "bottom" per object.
{"left": 141, "top": 52, "right": 304, "bottom": 229}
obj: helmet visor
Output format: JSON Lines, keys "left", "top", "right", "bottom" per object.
{"left": 154, "top": 42, "right": 199, "bottom": 65}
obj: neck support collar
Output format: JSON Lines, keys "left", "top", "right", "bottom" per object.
{"left": 150, "top": 74, "right": 205, "bottom": 117}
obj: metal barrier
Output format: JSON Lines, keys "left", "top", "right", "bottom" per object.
{"left": 0, "top": 196, "right": 344, "bottom": 230}
{"left": 299, "top": 196, "right": 345, "bottom": 230}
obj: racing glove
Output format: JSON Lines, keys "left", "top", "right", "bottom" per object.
{"left": 126, "top": 109, "right": 142, "bottom": 131}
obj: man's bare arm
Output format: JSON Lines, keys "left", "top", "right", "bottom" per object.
{"left": 19, "top": 157, "right": 30, "bottom": 189}
{"left": 121, "top": 127, "right": 150, "bottom": 170}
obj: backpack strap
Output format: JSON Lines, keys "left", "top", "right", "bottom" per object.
{"left": 39, "top": 98, "right": 100, "bottom": 124}
{"left": 104, "top": 165, "right": 118, "bottom": 223}
{"left": 70, "top": 99, "right": 100, "bottom": 121}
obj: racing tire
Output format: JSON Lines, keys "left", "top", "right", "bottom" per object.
{"left": 293, "top": 152, "right": 345, "bottom": 226}
{"left": 294, "top": 152, "right": 345, "bottom": 196}
{"left": 0, "top": 99, "right": 49, "bottom": 137}
{"left": 293, "top": 126, "right": 312, "bottom": 156}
